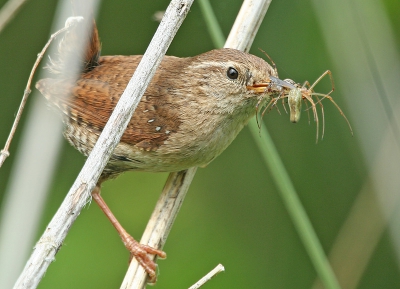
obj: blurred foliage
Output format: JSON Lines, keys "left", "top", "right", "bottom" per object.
{"left": 0, "top": 0, "right": 399, "bottom": 288}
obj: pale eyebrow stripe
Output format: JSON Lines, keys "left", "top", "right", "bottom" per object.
{"left": 188, "top": 61, "right": 227, "bottom": 69}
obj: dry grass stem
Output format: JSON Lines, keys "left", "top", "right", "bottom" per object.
{"left": 0, "top": 0, "right": 28, "bottom": 34}
{"left": 120, "top": 168, "right": 197, "bottom": 288}
{"left": 0, "top": 16, "right": 83, "bottom": 168}
{"left": 121, "top": 0, "right": 272, "bottom": 287}
{"left": 188, "top": 264, "right": 225, "bottom": 289}
{"left": 13, "top": 0, "right": 193, "bottom": 287}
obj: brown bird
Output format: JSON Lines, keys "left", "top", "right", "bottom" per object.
{"left": 36, "top": 20, "right": 290, "bottom": 282}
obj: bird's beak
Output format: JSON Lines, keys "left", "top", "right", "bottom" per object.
{"left": 246, "top": 76, "right": 296, "bottom": 93}
{"left": 246, "top": 82, "right": 270, "bottom": 93}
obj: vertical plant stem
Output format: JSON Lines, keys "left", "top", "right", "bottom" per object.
{"left": 248, "top": 119, "right": 341, "bottom": 289}
{"left": 197, "top": 0, "right": 225, "bottom": 48}
{"left": 123, "top": 0, "right": 273, "bottom": 287}
{"left": 13, "top": 1, "right": 193, "bottom": 288}
{"left": 199, "top": 2, "right": 341, "bottom": 289}
{"left": 120, "top": 168, "right": 197, "bottom": 288}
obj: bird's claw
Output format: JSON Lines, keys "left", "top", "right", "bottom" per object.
{"left": 125, "top": 236, "right": 166, "bottom": 283}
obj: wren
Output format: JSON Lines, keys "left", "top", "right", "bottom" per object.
{"left": 36, "top": 21, "right": 288, "bottom": 282}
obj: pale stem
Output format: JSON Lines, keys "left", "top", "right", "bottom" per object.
{"left": 121, "top": 0, "right": 272, "bottom": 288}
{"left": 13, "top": 1, "right": 193, "bottom": 288}
{"left": 188, "top": 264, "right": 225, "bottom": 289}
{"left": 0, "top": 18, "right": 82, "bottom": 168}
{"left": 0, "top": 0, "right": 28, "bottom": 34}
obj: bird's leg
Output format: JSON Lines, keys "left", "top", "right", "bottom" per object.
{"left": 91, "top": 185, "right": 166, "bottom": 283}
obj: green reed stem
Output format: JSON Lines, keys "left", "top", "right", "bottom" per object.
{"left": 198, "top": 1, "right": 341, "bottom": 288}
{"left": 198, "top": 0, "right": 225, "bottom": 48}
{"left": 248, "top": 119, "right": 341, "bottom": 289}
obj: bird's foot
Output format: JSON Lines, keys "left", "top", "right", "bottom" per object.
{"left": 124, "top": 235, "right": 166, "bottom": 283}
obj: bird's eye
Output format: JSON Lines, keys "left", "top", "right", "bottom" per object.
{"left": 227, "top": 67, "right": 238, "bottom": 80}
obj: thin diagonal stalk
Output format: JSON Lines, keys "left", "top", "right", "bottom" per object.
{"left": 14, "top": 1, "right": 193, "bottom": 288}
{"left": 199, "top": 1, "right": 341, "bottom": 288}
{"left": 123, "top": 0, "right": 273, "bottom": 287}
{"left": 311, "top": 0, "right": 400, "bottom": 287}
{"left": 198, "top": 0, "right": 225, "bottom": 48}
{"left": 0, "top": 0, "right": 29, "bottom": 34}
{"left": 248, "top": 119, "right": 340, "bottom": 289}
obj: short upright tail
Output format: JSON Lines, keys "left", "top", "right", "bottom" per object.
{"left": 45, "top": 18, "right": 101, "bottom": 76}
{"left": 83, "top": 19, "right": 101, "bottom": 73}
{"left": 36, "top": 18, "right": 101, "bottom": 116}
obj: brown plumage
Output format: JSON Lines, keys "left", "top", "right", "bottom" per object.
{"left": 35, "top": 20, "right": 283, "bottom": 282}
{"left": 37, "top": 55, "right": 183, "bottom": 152}
{"left": 36, "top": 23, "right": 279, "bottom": 178}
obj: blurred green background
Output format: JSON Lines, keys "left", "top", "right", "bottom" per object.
{"left": 1, "top": 0, "right": 400, "bottom": 288}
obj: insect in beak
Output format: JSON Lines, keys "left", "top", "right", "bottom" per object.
{"left": 288, "top": 87, "right": 302, "bottom": 123}
{"left": 269, "top": 76, "right": 296, "bottom": 90}
{"left": 264, "top": 70, "right": 353, "bottom": 142}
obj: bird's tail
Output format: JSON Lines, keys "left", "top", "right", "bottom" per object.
{"left": 45, "top": 18, "right": 101, "bottom": 77}
{"left": 36, "top": 18, "right": 101, "bottom": 116}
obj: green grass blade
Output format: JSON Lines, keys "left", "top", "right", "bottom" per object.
{"left": 198, "top": 1, "right": 341, "bottom": 288}
{"left": 198, "top": 0, "right": 225, "bottom": 48}
{"left": 248, "top": 119, "right": 341, "bottom": 289}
